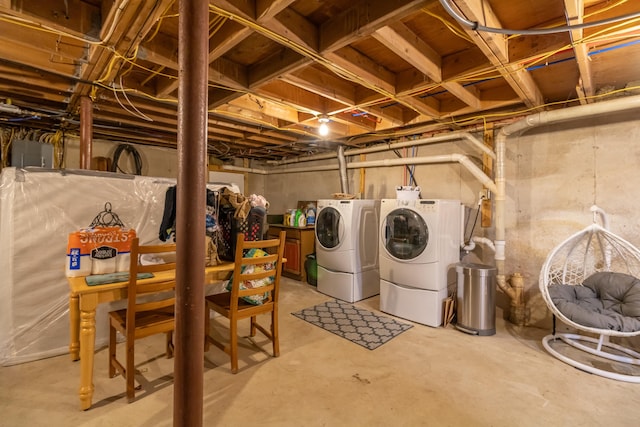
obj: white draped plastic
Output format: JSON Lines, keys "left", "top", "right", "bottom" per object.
{"left": 0, "top": 167, "right": 237, "bottom": 366}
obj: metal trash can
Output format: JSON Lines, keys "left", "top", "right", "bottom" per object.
{"left": 455, "top": 263, "right": 496, "bottom": 336}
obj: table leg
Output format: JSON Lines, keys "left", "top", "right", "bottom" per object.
{"left": 78, "top": 294, "right": 98, "bottom": 410}
{"left": 69, "top": 294, "right": 80, "bottom": 361}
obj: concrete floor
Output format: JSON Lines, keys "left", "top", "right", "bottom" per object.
{"left": 2, "top": 277, "right": 640, "bottom": 427}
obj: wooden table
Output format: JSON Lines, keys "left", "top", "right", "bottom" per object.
{"left": 67, "top": 262, "right": 234, "bottom": 410}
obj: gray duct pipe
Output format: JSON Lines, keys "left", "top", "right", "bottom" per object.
{"left": 337, "top": 145, "right": 349, "bottom": 194}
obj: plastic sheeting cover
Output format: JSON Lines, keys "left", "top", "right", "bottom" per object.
{"left": 0, "top": 168, "right": 237, "bottom": 366}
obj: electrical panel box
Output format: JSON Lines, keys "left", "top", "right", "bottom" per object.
{"left": 11, "top": 139, "right": 54, "bottom": 168}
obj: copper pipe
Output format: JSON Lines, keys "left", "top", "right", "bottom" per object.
{"left": 79, "top": 96, "right": 92, "bottom": 169}
{"left": 173, "top": 0, "right": 208, "bottom": 425}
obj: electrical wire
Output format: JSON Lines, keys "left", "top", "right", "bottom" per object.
{"left": 393, "top": 149, "right": 419, "bottom": 188}
{"left": 439, "top": 0, "right": 640, "bottom": 36}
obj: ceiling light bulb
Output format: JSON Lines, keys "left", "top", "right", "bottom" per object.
{"left": 318, "top": 116, "right": 330, "bottom": 136}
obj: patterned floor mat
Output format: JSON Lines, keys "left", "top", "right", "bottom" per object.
{"left": 292, "top": 299, "right": 413, "bottom": 350}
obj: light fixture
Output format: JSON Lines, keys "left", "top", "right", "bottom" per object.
{"left": 318, "top": 115, "right": 330, "bottom": 136}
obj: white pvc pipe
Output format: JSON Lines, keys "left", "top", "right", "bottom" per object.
{"left": 346, "top": 154, "right": 497, "bottom": 193}
{"left": 266, "top": 131, "right": 495, "bottom": 166}
{"left": 221, "top": 165, "right": 270, "bottom": 174}
{"left": 224, "top": 153, "right": 498, "bottom": 194}
{"left": 473, "top": 236, "right": 496, "bottom": 252}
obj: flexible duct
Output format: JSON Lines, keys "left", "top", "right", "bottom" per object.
{"left": 337, "top": 145, "right": 349, "bottom": 194}
{"left": 462, "top": 237, "right": 496, "bottom": 253}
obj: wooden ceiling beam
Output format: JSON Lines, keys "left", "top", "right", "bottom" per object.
{"left": 137, "top": 32, "right": 179, "bottom": 69}
{"left": 319, "top": 0, "right": 430, "bottom": 52}
{"left": 225, "top": 94, "right": 300, "bottom": 123}
{"left": 373, "top": 23, "right": 442, "bottom": 82}
{"left": 330, "top": 111, "right": 380, "bottom": 133}
{"left": 398, "top": 94, "right": 441, "bottom": 118}
{"left": 0, "top": 65, "right": 72, "bottom": 90}
{"left": 0, "top": 0, "right": 101, "bottom": 40}
{"left": 361, "top": 103, "right": 414, "bottom": 127}
{"left": 215, "top": 101, "right": 290, "bottom": 128}
{"left": 70, "top": 0, "right": 175, "bottom": 110}
{"left": 0, "top": 41, "right": 79, "bottom": 80}
{"left": 0, "top": 21, "right": 87, "bottom": 64}
{"left": 248, "top": 48, "right": 310, "bottom": 88}
{"left": 209, "top": 0, "right": 254, "bottom": 20}
{"left": 448, "top": 0, "right": 544, "bottom": 107}
{"left": 324, "top": 47, "right": 397, "bottom": 95}
{"left": 564, "top": 0, "right": 594, "bottom": 103}
{"left": 146, "top": 20, "right": 253, "bottom": 100}
{"left": 280, "top": 66, "right": 358, "bottom": 106}
{"left": 256, "top": 0, "right": 297, "bottom": 21}
{"left": 208, "top": 21, "right": 253, "bottom": 62}
{"left": 210, "top": 57, "right": 249, "bottom": 89}
{"left": 261, "top": 7, "right": 318, "bottom": 52}
{"left": 96, "top": 90, "right": 297, "bottom": 147}
{"left": 373, "top": 22, "right": 481, "bottom": 110}
{"left": 258, "top": 80, "right": 345, "bottom": 115}
{"left": 0, "top": 85, "right": 67, "bottom": 107}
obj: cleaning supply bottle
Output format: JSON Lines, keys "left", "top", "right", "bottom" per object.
{"left": 306, "top": 203, "right": 316, "bottom": 225}
{"left": 294, "top": 209, "right": 306, "bottom": 227}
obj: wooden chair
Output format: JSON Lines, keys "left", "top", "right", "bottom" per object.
{"left": 108, "top": 238, "right": 177, "bottom": 402}
{"left": 205, "top": 231, "right": 286, "bottom": 373}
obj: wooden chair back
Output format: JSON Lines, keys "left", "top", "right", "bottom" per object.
{"left": 205, "top": 230, "right": 286, "bottom": 373}
{"left": 108, "top": 237, "right": 177, "bottom": 402}
{"left": 126, "top": 239, "right": 177, "bottom": 339}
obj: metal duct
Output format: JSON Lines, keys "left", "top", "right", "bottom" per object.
{"left": 337, "top": 145, "right": 349, "bottom": 194}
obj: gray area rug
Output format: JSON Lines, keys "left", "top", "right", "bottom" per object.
{"left": 292, "top": 299, "right": 413, "bottom": 350}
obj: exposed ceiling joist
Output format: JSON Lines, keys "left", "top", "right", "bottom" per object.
{"left": 0, "top": 0, "right": 638, "bottom": 161}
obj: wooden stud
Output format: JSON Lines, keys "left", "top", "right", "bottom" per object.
{"left": 481, "top": 123, "right": 494, "bottom": 227}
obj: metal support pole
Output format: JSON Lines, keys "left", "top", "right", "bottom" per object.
{"left": 79, "top": 96, "right": 92, "bottom": 169}
{"left": 174, "top": 0, "right": 208, "bottom": 425}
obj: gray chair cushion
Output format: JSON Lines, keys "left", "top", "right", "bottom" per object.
{"left": 549, "top": 272, "right": 640, "bottom": 332}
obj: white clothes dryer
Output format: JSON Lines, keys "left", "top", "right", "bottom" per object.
{"left": 378, "top": 198, "right": 461, "bottom": 326}
{"left": 315, "top": 199, "right": 380, "bottom": 302}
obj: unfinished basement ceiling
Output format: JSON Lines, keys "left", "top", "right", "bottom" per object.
{"left": 0, "top": 0, "right": 639, "bottom": 161}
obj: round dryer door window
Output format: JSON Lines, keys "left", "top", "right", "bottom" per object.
{"left": 315, "top": 206, "right": 344, "bottom": 249}
{"left": 382, "top": 208, "right": 428, "bottom": 260}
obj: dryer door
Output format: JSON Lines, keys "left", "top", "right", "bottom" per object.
{"left": 315, "top": 206, "right": 345, "bottom": 250}
{"left": 381, "top": 208, "right": 428, "bottom": 260}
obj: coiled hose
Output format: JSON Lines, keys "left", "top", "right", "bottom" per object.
{"left": 110, "top": 143, "right": 142, "bottom": 175}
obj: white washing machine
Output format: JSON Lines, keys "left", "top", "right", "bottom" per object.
{"left": 378, "top": 198, "right": 461, "bottom": 327}
{"left": 315, "top": 199, "right": 380, "bottom": 302}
